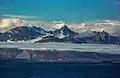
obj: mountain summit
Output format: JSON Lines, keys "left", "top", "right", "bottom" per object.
{"left": 53, "top": 25, "right": 78, "bottom": 38}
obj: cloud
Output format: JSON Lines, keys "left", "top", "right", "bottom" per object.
{"left": 1, "top": 17, "right": 120, "bottom": 36}
{"left": 63, "top": 20, "right": 120, "bottom": 35}
{"left": 0, "top": 18, "right": 53, "bottom": 32}
{"left": 2, "top": 14, "right": 42, "bottom": 19}
{"left": 112, "top": 1, "right": 120, "bottom": 4}
{"left": 0, "top": 19, "right": 14, "bottom": 31}
{"left": 52, "top": 21, "right": 65, "bottom": 29}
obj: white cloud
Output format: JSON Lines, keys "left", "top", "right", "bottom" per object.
{"left": 2, "top": 14, "right": 42, "bottom": 19}
{"left": 68, "top": 20, "right": 120, "bottom": 35}
{"left": 52, "top": 21, "right": 65, "bottom": 29}
{"left": 0, "top": 19, "right": 13, "bottom": 29}
{"left": 0, "top": 18, "right": 26, "bottom": 32}
{"left": 1, "top": 16, "right": 120, "bottom": 36}
{"left": 112, "top": 1, "right": 120, "bottom": 4}
{"left": 0, "top": 18, "right": 53, "bottom": 32}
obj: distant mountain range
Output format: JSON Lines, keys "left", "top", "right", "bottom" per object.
{"left": 0, "top": 25, "right": 120, "bottom": 45}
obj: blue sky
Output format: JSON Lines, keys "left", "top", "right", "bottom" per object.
{"left": 1, "top": 0, "right": 120, "bottom": 22}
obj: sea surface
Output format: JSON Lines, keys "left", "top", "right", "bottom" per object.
{"left": 0, "top": 60, "right": 120, "bottom": 78}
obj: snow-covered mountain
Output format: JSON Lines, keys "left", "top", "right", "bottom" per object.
{"left": 0, "top": 24, "right": 120, "bottom": 45}
{"left": 35, "top": 25, "right": 120, "bottom": 44}
{"left": 63, "top": 30, "right": 120, "bottom": 44}
{"left": 53, "top": 25, "right": 78, "bottom": 38}
{"left": 0, "top": 26, "right": 49, "bottom": 42}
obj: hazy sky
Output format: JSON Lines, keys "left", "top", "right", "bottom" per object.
{"left": 1, "top": 0, "right": 120, "bottom": 22}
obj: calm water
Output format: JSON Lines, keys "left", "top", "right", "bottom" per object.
{"left": 0, "top": 60, "right": 120, "bottom": 78}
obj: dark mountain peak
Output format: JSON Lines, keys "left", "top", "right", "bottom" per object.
{"left": 61, "top": 24, "right": 68, "bottom": 29}
{"left": 60, "top": 25, "right": 72, "bottom": 31}
{"left": 54, "top": 25, "right": 78, "bottom": 38}
{"left": 64, "top": 24, "right": 67, "bottom": 27}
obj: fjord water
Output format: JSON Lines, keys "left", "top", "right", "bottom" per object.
{"left": 0, "top": 60, "right": 120, "bottom": 78}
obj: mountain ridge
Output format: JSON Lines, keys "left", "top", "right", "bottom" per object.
{"left": 0, "top": 25, "right": 120, "bottom": 45}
